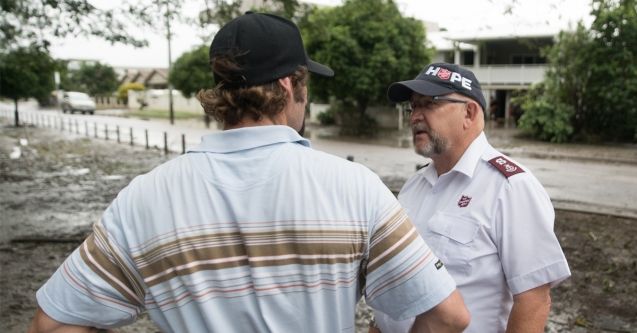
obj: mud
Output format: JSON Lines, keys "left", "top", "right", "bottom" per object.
{"left": 1, "top": 120, "right": 635, "bottom": 333}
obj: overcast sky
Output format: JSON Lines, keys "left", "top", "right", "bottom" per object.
{"left": 49, "top": 0, "right": 594, "bottom": 68}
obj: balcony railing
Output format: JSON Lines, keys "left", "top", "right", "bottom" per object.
{"left": 467, "top": 64, "right": 548, "bottom": 86}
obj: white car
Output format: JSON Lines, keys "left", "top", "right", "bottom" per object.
{"left": 61, "top": 92, "right": 96, "bottom": 115}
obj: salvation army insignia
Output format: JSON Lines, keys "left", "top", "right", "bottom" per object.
{"left": 488, "top": 156, "right": 525, "bottom": 178}
{"left": 457, "top": 195, "right": 472, "bottom": 207}
{"left": 437, "top": 68, "right": 451, "bottom": 80}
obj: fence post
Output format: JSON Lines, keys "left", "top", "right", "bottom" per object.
{"left": 145, "top": 129, "right": 149, "bottom": 149}
{"left": 60, "top": 118, "right": 64, "bottom": 131}
{"left": 129, "top": 127, "right": 134, "bottom": 146}
{"left": 181, "top": 134, "right": 186, "bottom": 154}
{"left": 75, "top": 120, "right": 79, "bottom": 134}
{"left": 116, "top": 126, "right": 120, "bottom": 143}
{"left": 94, "top": 123, "right": 98, "bottom": 138}
{"left": 85, "top": 121, "right": 89, "bottom": 136}
{"left": 104, "top": 124, "right": 109, "bottom": 140}
{"left": 163, "top": 132, "right": 168, "bottom": 155}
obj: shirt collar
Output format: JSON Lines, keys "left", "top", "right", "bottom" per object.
{"left": 187, "top": 125, "right": 311, "bottom": 153}
{"left": 451, "top": 131, "right": 489, "bottom": 178}
{"left": 422, "top": 131, "right": 489, "bottom": 184}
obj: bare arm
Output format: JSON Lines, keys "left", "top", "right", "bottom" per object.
{"left": 505, "top": 284, "right": 551, "bottom": 333}
{"left": 410, "top": 289, "right": 470, "bottom": 333}
{"left": 28, "top": 307, "right": 102, "bottom": 333}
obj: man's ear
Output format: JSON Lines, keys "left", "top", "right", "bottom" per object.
{"left": 278, "top": 76, "right": 293, "bottom": 97}
{"left": 463, "top": 101, "right": 480, "bottom": 129}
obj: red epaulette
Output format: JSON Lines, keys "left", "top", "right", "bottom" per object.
{"left": 488, "top": 156, "right": 525, "bottom": 178}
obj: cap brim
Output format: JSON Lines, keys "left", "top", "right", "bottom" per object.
{"left": 387, "top": 80, "right": 454, "bottom": 102}
{"left": 307, "top": 59, "right": 334, "bottom": 77}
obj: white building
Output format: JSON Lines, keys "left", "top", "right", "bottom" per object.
{"left": 427, "top": 26, "right": 558, "bottom": 124}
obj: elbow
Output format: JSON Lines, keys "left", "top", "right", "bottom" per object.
{"left": 461, "top": 307, "right": 471, "bottom": 330}
{"left": 442, "top": 290, "right": 471, "bottom": 331}
{"left": 450, "top": 304, "right": 471, "bottom": 331}
{"left": 437, "top": 293, "right": 471, "bottom": 332}
{"left": 411, "top": 291, "right": 471, "bottom": 333}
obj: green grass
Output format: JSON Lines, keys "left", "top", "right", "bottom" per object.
{"left": 124, "top": 109, "right": 203, "bottom": 120}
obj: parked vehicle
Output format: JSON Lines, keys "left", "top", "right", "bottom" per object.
{"left": 61, "top": 92, "right": 96, "bottom": 115}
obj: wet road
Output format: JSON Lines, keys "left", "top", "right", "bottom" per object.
{"left": 3, "top": 103, "right": 637, "bottom": 219}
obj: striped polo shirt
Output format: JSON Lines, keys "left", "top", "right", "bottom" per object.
{"left": 36, "top": 125, "right": 455, "bottom": 332}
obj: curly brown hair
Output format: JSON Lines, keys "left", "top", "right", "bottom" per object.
{"left": 197, "top": 55, "right": 308, "bottom": 127}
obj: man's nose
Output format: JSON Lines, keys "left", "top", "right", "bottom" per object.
{"left": 410, "top": 111, "right": 424, "bottom": 124}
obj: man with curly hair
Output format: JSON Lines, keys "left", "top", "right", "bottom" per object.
{"left": 29, "top": 13, "right": 469, "bottom": 333}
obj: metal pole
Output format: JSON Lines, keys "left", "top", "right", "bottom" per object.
{"left": 104, "top": 124, "right": 109, "bottom": 140}
{"left": 75, "top": 120, "right": 79, "bottom": 134}
{"left": 60, "top": 117, "right": 64, "bottom": 131}
{"left": 116, "top": 126, "right": 120, "bottom": 143}
{"left": 13, "top": 99, "right": 19, "bottom": 127}
{"left": 85, "top": 121, "right": 89, "bottom": 136}
{"left": 166, "top": 1, "right": 175, "bottom": 125}
{"left": 129, "top": 128, "right": 134, "bottom": 146}
{"left": 145, "top": 129, "right": 149, "bottom": 149}
{"left": 163, "top": 132, "right": 168, "bottom": 154}
{"left": 94, "top": 123, "right": 98, "bottom": 138}
{"left": 181, "top": 134, "right": 185, "bottom": 154}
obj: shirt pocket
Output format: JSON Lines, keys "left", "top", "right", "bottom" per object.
{"left": 427, "top": 212, "right": 480, "bottom": 274}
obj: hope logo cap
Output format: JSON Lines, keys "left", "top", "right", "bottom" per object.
{"left": 387, "top": 62, "right": 486, "bottom": 111}
{"left": 210, "top": 12, "right": 334, "bottom": 88}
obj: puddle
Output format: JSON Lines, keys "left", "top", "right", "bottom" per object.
{"left": 101, "top": 175, "right": 125, "bottom": 181}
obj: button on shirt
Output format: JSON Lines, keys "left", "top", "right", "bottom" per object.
{"left": 36, "top": 125, "right": 456, "bottom": 332}
{"left": 375, "top": 132, "right": 570, "bottom": 333}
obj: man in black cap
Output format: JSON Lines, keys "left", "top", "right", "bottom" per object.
{"left": 372, "top": 63, "right": 570, "bottom": 333}
{"left": 29, "top": 15, "right": 469, "bottom": 333}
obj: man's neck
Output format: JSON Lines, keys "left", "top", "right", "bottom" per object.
{"left": 432, "top": 131, "right": 481, "bottom": 176}
{"left": 224, "top": 115, "right": 282, "bottom": 130}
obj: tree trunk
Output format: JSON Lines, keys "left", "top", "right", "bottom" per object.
{"left": 13, "top": 98, "right": 19, "bottom": 127}
{"left": 356, "top": 99, "right": 368, "bottom": 116}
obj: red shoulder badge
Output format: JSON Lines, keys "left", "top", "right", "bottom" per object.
{"left": 488, "top": 156, "right": 525, "bottom": 178}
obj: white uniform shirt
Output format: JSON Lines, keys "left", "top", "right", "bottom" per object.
{"left": 375, "top": 132, "right": 571, "bottom": 333}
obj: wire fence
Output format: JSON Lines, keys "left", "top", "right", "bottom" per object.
{"left": 1, "top": 110, "right": 191, "bottom": 155}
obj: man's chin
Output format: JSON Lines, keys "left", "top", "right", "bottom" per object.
{"left": 414, "top": 145, "right": 432, "bottom": 157}
{"left": 413, "top": 136, "right": 429, "bottom": 150}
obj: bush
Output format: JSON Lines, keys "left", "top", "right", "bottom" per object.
{"left": 516, "top": 84, "right": 574, "bottom": 143}
{"left": 317, "top": 109, "right": 336, "bottom": 125}
{"left": 328, "top": 101, "right": 378, "bottom": 137}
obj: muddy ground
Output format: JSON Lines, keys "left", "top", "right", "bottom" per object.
{"left": 1, "top": 120, "right": 635, "bottom": 333}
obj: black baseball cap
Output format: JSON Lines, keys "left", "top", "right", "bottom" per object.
{"left": 210, "top": 12, "right": 334, "bottom": 88}
{"left": 387, "top": 63, "right": 487, "bottom": 111}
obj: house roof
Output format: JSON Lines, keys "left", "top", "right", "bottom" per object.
{"left": 116, "top": 67, "right": 169, "bottom": 87}
{"left": 442, "top": 24, "right": 563, "bottom": 43}
{"left": 427, "top": 31, "right": 476, "bottom": 51}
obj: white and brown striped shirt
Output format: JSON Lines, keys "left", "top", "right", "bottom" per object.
{"left": 37, "top": 126, "right": 455, "bottom": 332}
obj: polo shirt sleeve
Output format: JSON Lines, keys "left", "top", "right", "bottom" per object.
{"left": 36, "top": 197, "right": 145, "bottom": 328}
{"left": 363, "top": 177, "right": 456, "bottom": 321}
{"left": 496, "top": 174, "right": 571, "bottom": 295}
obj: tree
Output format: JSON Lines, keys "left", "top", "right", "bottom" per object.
{"left": 199, "top": 0, "right": 305, "bottom": 26}
{"left": 519, "top": 0, "right": 637, "bottom": 142}
{"left": 117, "top": 83, "right": 145, "bottom": 105}
{"left": 517, "top": 24, "right": 590, "bottom": 143}
{"left": 170, "top": 45, "right": 212, "bottom": 98}
{"left": 69, "top": 62, "right": 119, "bottom": 96}
{"left": 582, "top": 0, "right": 637, "bottom": 141}
{"left": 301, "top": 0, "right": 431, "bottom": 132}
{"left": 0, "top": 0, "right": 161, "bottom": 49}
{"left": 0, "top": 47, "right": 56, "bottom": 126}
